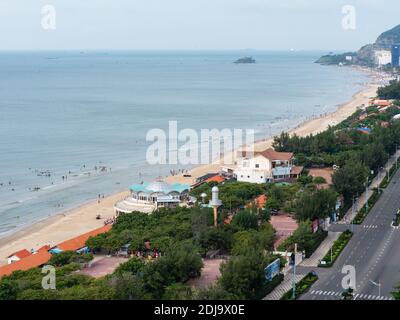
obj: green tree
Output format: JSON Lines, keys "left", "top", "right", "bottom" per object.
{"left": 0, "top": 278, "right": 18, "bottom": 300}
{"left": 392, "top": 284, "right": 400, "bottom": 300}
{"left": 294, "top": 189, "right": 338, "bottom": 221}
{"left": 193, "top": 285, "right": 239, "bottom": 300}
{"left": 218, "top": 250, "right": 271, "bottom": 300}
{"left": 162, "top": 283, "right": 193, "bottom": 300}
{"left": 332, "top": 161, "right": 368, "bottom": 204}
{"left": 110, "top": 272, "right": 148, "bottom": 300}
{"left": 198, "top": 226, "right": 234, "bottom": 253}
{"left": 48, "top": 251, "right": 93, "bottom": 267}
{"left": 143, "top": 243, "right": 203, "bottom": 299}
{"left": 232, "top": 210, "right": 258, "bottom": 230}
{"left": 114, "top": 257, "right": 145, "bottom": 275}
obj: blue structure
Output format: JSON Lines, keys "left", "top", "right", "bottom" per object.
{"left": 392, "top": 44, "right": 400, "bottom": 67}
{"left": 129, "top": 181, "right": 190, "bottom": 194}
{"left": 265, "top": 259, "right": 280, "bottom": 282}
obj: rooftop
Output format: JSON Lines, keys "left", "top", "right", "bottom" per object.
{"left": 54, "top": 225, "right": 112, "bottom": 252}
{"left": 258, "top": 148, "right": 294, "bottom": 161}
{"left": 8, "top": 249, "right": 31, "bottom": 259}
{"left": 0, "top": 250, "right": 52, "bottom": 277}
{"left": 130, "top": 181, "right": 190, "bottom": 194}
{"left": 205, "top": 175, "right": 225, "bottom": 184}
{"left": 239, "top": 148, "right": 293, "bottom": 161}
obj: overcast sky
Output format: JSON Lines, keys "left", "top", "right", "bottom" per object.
{"left": 0, "top": 0, "right": 399, "bottom": 51}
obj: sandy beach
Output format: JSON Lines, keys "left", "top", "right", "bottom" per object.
{"left": 0, "top": 68, "right": 384, "bottom": 265}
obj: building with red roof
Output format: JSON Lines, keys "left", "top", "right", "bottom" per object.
{"left": 0, "top": 250, "right": 52, "bottom": 277}
{"left": 51, "top": 225, "right": 112, "bottom": 253}
{"left": 0, "top": 226, "right": 112, "bottom": 278}
{"left": 7, "top": 249, "right": 32, "bottom": 264}
{"left": 235, "top": 148, "right": 301, "bottom": 183}
{"left": 370, "top": 99, "right": 392, "bottom": 108}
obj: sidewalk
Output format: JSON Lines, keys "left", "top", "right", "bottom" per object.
{"left": 340, "top": 150, "right": 400, "bottom": 224}
{"left": 300, "top": 232, "right": 341, "bottom": 267}
{"left": 263, "top": 270, "right": 306, "bottom": 300}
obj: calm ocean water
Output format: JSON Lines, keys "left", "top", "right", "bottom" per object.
{"left": 0, "top": 51, "right": 369, "bottom": 236}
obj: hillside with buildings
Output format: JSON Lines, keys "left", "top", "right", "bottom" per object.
{"left": 316, "top": 24, "right": 400, "bottom": 68}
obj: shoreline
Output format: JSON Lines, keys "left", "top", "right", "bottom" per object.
{"left": 0, "top": 67, "right": 385, "bottom": 265}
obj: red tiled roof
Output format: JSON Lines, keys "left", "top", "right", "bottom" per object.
{"left": 8, "top": 249, "right": 31, "bottom": 259}
{"left": 257, "top": 148, "right": 293, "bottom": 161}
{"left": 372, "top": 100, "right": 391, "bottom": 107}
{"left": 37, "top": 245, "right": 51, "bottom": 252}
{"left": 55, "top": 225, "right": 112, "bottom": 252}
{"left": 255, "top": 194, "right": 267, "bottom": 209}
{"left": 0, "top": 250, "right": 52, "bottom": 277}
{"left": 291, "top": 166, "right": 304, "bottom": 175}
{"left": 205, "top": 175, "right": 225, "bottom": 184}
{"left": 240, "top": 148, "right": 293, "bottom": 161}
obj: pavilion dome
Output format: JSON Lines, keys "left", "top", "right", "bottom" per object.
{"left": 146, "top": 180, "right": 171, "bottom": 194}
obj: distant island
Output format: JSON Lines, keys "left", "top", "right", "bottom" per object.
{"left": 234, "top": 56, "right": 256, "bottom": 64}
{"left": 316, "top": 24, "right": 400, "bottom": 69}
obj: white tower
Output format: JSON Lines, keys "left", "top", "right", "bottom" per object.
{"left": 210, "top": 186, "right": 222, "bottom": 227}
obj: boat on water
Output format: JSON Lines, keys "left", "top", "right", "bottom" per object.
{"left": 234, "top": 56, "right": 256, "bottom": 64}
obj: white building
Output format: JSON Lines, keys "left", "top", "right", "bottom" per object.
{"left": 374, "top": 50, "right": 392, "bottom": 66}
{"left": 234, "top": 148, "right": 303, "bottom": 184}
{"left": 114, "top": 180, "right": 190, "bottom": 214}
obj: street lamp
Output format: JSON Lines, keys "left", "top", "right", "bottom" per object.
{"left": 370, "top": 279, "right": 381, "bottom": 298}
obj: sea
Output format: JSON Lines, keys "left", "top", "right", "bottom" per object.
{"left": 0, "top": 50, "right": 370, "bottom": 237}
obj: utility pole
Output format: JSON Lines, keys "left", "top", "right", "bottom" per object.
{"left": 365, "top": 178, "right": 369, "bottom": 214}
{"left": 351, "top": 196, "right": 355, "bottom": 232}
{"left": 378, "top": 168, "right": 381, "bottom": 194}
{"left": 387, "top": 157, "right": 390, "bottom": 180}
{"left": 292, "top": 243, "right": 297, "bottom": 300}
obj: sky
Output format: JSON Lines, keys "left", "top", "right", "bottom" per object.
{"left": 0, "top": 0, "right": 399, "bottom": 51}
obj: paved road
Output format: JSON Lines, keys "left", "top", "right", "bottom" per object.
{"left": 300, "top": 166, "right": 400, "bottom": 300}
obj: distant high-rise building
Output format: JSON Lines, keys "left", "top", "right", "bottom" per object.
{"left": 391, "top": 44, "right": 400, "bottom": 67}
{"left": 374, "top": 50, "right": 392, "bottom": 66}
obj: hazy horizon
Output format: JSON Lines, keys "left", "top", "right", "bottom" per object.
{"left": 0, "top": 0, "right": 399, "bottom": 52}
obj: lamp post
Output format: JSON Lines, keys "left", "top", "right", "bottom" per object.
{"left": 370, "top": 280, "right": 381, "bottom": 298}
{"left": 200, "top": 193, "right": 207, "bottom": 204}
{"left": 351, "top": 196, "right": 355, "bottom": 231}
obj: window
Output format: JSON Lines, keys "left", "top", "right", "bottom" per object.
{"left": 255, "top": 164, "right": 259, "bottom": 168}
